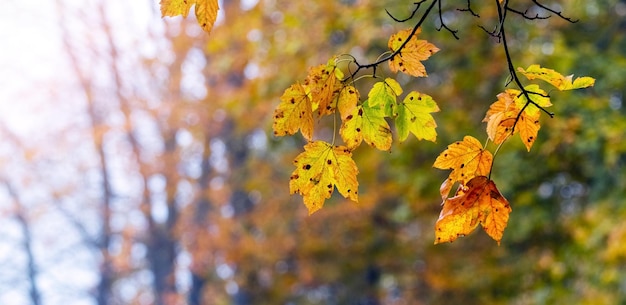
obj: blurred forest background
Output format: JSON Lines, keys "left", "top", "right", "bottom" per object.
{"left": 0, "top": 0, "right": 624, "bottom": 304}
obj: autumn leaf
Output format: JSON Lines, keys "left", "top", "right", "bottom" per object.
{"left": 483, "top": 89, "right": 544, "bottom": 151}
{"left": 435, "top": 176, "right": 511, "bottom": 245}
{"left": 518, "top": 64, "right": 596, "bottom": 91}
{"left": 160, "top": 0, "right": 219, "bottom": 33}
{"left": 368, "top": 78, "right": 402, "bottom": 110}
{"left": 433, "top": 136, "right": 493, "bottom": 185}
{"left": 337, "top": 85, "right": 359, "bottom": 120}
{"left": 388, "top": 28, "right": 439, "bottom": 77}
{"left": 273, "top": 83, "right": 314, "bottom": 141}
{"left": 305, "top": 59, "right": 344, "bottom": 116}
{"left": 483, "top": 90, "right": 518, "bottom": 144}
{"left": 395, "top": 91, "right": 439, "bottom": 142}
{"left": 514, "top": 85, "right": 552, "bottom": 117}
{"left": 433, "top": 136, "right": 493, "bottom": 199}
{"left": 289, "top": 141, "right": 359, "bottom": 214}
{"left": 340, "top": 102, "right": 392, "bottom": 151}
{"left": 488, "top": 87, "right": 547, "bottom": 151}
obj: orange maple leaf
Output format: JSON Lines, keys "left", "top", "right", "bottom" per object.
{"left": 435, "top": 176, "right": 511, "bottom": 245}
{"left": 433, "top": 136, "right": 493, "bottom": 199}
{"left": 483, "top": 89, "right": 543, "bottom": 151}
{"left": 388, "top": 28, "right": 439, "bottom": 77}
{"left": 305, "top": 60, "right": 344, "bottom": 116}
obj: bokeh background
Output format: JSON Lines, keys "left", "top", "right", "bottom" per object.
{"left": 0, "top": 0, "right": 624, "bottom": 304}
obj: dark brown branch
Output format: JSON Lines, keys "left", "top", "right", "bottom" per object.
{"left": 532, "top": 0, "right": 578, "bottom": 23}
{"left": 506, "top": 7, "right": 550, "bottom": 20}
{"left": 346, "top": 0, "right": 439, "bottom": 81}
{"left": 496, "top": 0, "right": 555, "bottom": 133}
{"left": 385, "top": 1, "right": 426, "bottom": 23}
{"left": 436, "top": 0, "right": 460, "bottom": 39}
{"left": 457, "top": 0, "right": 479, "bottom": 17}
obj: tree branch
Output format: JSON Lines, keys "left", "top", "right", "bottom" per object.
{"left": 496, "top": 0, "right": 555, "bottom": 134}
{"left": 385, "top": 1, "right": 426, "bottom": 23}
{"left": 532, "top": 0, "right": 578, "bottom": 23}
{"left": 458, "top": 0, "right": 480, "bottom": 17}
{"left": 346, "top": 0, "right": 439, "bottom": 81}
{"left": 436, "top": 0, "right": 460, "bottom": 39}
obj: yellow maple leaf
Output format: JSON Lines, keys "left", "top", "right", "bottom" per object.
{"left": 305, "top": 59, "right": 344, "bottom": 116}
{"left": 433, "top": 136, "right": 493, "bottom": 199}
{"left": 160, "top": 0, "right": 219, "bottom": 33}
{"left": 273, "top": 83, "right": 314, "bottom": 141}
{"left": 388, "top": 28, "right": 439, "bottom": 77}
{"left": 160, "top": 0, "right": 195, "bottom": 17}
{"left": 514, "top": 85, "right": 552, "bottom": 116}
{"left": 337, "top": 86, "right": 359, "bottom": 120}
{"left": 340, "top": 103, "right": 392, "bottom": 151}
{"left": 289, "top": 141, "right": 359, "bottom": 214}
{"left": 518, "top": 64, "right": 596, "bottom": 91}
{"left": 435, "top": 176, "right": 511, "bottom": 245}
{"left": 395, "top": 91, "right": 440, "bottom": 142}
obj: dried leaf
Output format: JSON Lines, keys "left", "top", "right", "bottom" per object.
{"left": 435, "top": 176, "right": 511, "bottom": 245}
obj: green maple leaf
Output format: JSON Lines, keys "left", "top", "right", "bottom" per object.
{"left": 395, "top": 91, "right": 440, "bottom": 142}
{"left": 368, "top": 78, "right": 403, "bottom": 109}
{"left": 340, "top": 102, "right": 392, "bottom": 151}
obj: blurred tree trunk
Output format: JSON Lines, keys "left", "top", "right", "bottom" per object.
{"left": 55, "top": 2, "right": 115, "bottom": 304}
{"left": 4, "top": 183, "right": 42, "bottom": 305}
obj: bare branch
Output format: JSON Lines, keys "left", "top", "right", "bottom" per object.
{"left": 436, "top": 0, "right": 460, "bottom": 39}
{"left": 385, "top": 1, "right": 426, "bottom": 23}
{"left": 457, "top": 0, "right": 480, "bottom": 17}
{"left": 532, "top": 0, "right": 578, "bottom": 23}
{"left": 506, "top": 7, "right": 551, "bottom": 20}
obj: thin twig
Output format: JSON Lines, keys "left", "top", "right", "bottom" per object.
{"left": 532, "top": 0, "right": 578, "bottom": 23}
{"left": 436, "top": 0, "right": 460, "bottom": 39}
{"left": 386, "top": 1, "right": 426, "bottom": 22}
{"left": 506, "top": 7, "right": 551, "bottom": 20}
{"left": 458, "top": 0, "right": 479, "bottom": 17}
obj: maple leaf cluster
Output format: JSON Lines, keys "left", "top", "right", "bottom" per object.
{"left": 158, "top": 5, "right": 596, "bottom": 245}
{"left": 272, "top": 29, "right": 439, "bottom": 214}
{"left": 433, "top": 65, "right": 594, "bottom": 245}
